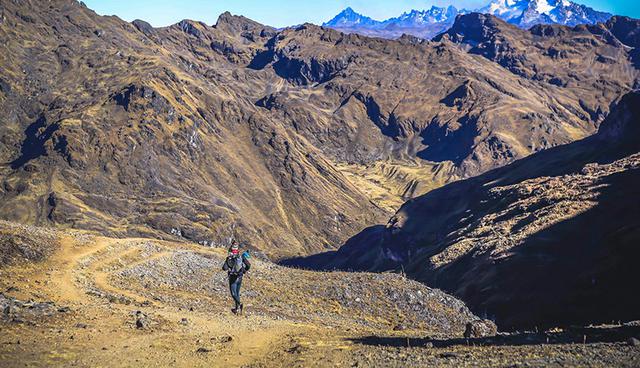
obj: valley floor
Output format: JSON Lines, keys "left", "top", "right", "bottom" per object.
{"left": 0, "top": 223, "right": 638, "bottom": 367}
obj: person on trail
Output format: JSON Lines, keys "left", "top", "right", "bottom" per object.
{"left": 222, "top": 242, "right": 251, "bottom": 315}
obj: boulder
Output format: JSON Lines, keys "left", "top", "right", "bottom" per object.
{"left": 135, "top": 311, "right": 148, "bottom": 329}
{"left": 464, "top": 319, "right": 498, "bottom": 338}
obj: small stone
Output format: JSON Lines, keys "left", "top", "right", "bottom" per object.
{"left": 196, "top": 347, "right": 212, "bottom": 353}
{"left": 217, "top": 335, "right": 233, "bottom": 343}
{"left": 464, "top": 319, "right": 498, "bottom": 338}
{"left": 135, "top": 311, "right": 148, "bottom": 329}
{"left": 3, "top": 304, "right": 14, "bottom": 316}
{"left": 136, "top": 319, "right": 145, "bottom": 328}
{"left": 440, "top": 352, "right": 459, "bottom": 359}
{"left": 628, "top": 337, "right": 640, "bottom": 347}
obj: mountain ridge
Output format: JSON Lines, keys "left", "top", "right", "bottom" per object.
{"left": 323, "top": 0, "right": 613, "bottom": 39}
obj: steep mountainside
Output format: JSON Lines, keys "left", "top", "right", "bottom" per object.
{"left": 323, "top": 0, "right": 611, "bottom": 39}
{"left": 296, "top": 91, "right": 640, "bottom": 329}
{"left": 0, "top": 1, "right": 386, "bottom": 258}
{"left": 0, "top": 1, "right": 638, "bottom": 259}
{"left": 259, "top": 13, "right": 638, "bottom": 205}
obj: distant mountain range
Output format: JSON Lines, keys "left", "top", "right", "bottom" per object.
{"left": 323, "top": 0, "right": 613, "bottom": 39}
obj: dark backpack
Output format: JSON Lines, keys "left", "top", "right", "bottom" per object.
{"left": 228, "top": 255, "right": 244, "bottom": 275}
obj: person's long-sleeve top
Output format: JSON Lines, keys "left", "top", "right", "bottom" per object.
{"left": 222, "top": 255, "right": 251, "bottom": 275}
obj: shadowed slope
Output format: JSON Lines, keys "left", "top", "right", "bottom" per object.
{"left": 287, "top": 92, "right": 640, "bottom": 329}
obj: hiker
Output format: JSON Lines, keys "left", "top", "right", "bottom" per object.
{"left": 222, "top": 242, "right": 251, "bottom": 314}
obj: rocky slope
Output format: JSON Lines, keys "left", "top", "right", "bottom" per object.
{"left": 0, "top": 220, "right": 499, "bottom": 366}
{"left": 0, "top": 1, "right": 638, "bottom": 259}
{"left": 294, "top": 91, "right": 640, "bottom": 329}
{"left": 2, "top": 221, "right": 639, "bottom": 367}
{"left": 0, "top": 220, "right": 483, "bottom": 334}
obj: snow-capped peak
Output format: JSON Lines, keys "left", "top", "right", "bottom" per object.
{"left": 386, "top": 5, "right": 459, "bottom": 27}
{"left": 480, "top": 0, "right": 611, "bottom": 27}
{"left": 323, "top": 7, "right": 380, "bottom": 28}
{"left": 323, "top": 0, "right": 612, "bottom": 39}
{"left": 535, "top": 0, "right": 557, "bottom": 15}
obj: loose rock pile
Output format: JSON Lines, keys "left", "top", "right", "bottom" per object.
{"left": 0, "top": 293, "right": 67, "bottom": 324}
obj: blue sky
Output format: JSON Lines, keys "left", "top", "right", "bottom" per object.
{"left": 83, "top": 0, "right": 639, "bottom": 28}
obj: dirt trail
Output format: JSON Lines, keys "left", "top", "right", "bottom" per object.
{"left": 1, "top": 229, "right": 638, "bottom": 367}
{"left": 0, "top": 234, "right": 308, "bottom": 367}
{"left": 47, "top": 236, "right": 112, "bottom": 304}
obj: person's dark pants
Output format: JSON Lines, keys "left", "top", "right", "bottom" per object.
{"left": 228, "top": 275, "right": 243, "bottom": 310}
